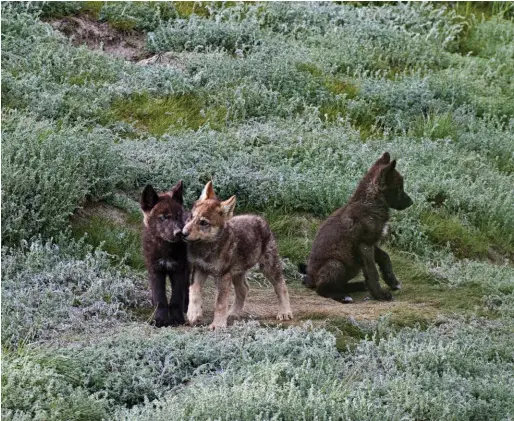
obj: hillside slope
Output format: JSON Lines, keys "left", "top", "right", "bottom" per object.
{"left": 2, "top": 2, "right": 514, "bottom": 420}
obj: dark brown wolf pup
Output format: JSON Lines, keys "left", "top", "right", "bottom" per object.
{"left": 182, "top": 181, "right": 293, "bottom": 330}
{"left": 301, "top": 152, "right": 413, "bottom": 302}
{"left": 141, "top": 180, "right": 189, "bottom": 327}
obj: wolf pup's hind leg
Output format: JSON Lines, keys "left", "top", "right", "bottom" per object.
{"left": 260, "top": 245, "right": 293, "bottom": 321}
{"left": 229, "top": 273, "right": 249, "bottom": 319}
{"left": 314, "top": 260, "right": 361, "bottom": 303}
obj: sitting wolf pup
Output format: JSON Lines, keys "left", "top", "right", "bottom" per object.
{"left": 300, "top": 152, "right": 413, "bottom": 302}
{"left": 182, "top": 181, "right": 293, "bottom": 330}
{"left": 141, "top": 180, "right": 189, "bottom": 327}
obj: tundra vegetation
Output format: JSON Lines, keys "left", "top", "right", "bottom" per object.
{"left": 1, "top": 2, "right": 514, "bottom": 420}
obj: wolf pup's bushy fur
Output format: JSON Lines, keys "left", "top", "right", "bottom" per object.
{"left": 141, "top": 180, "right": 189, "bottom": 327}
{"left": 301, "top": 152, "right": 413, "bottom": 302}
{"left": 183, "top": 181, "right": 293, "bottom": 330}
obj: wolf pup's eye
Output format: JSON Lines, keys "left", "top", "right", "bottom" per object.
{"left": 159, "top": 215, "right": 167, "bottom": 222}
{"left": 199, "top": 219, "right": 210, "bottom": 227}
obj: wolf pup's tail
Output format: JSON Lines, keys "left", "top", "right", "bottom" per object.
{"left": 298, "top": 263, "right": 315, "bottom": 289}
{"left": 298, "top": 263, "right": 307, "bottom": 274}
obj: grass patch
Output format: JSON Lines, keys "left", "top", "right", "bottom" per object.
{"left": 81, "top": 1, "right": 104, "bottom": 19}
{"left": 297, "top": 313, "right": 369, "bottom": 352}
{"left": 421, "top": 211, "right": 491, "bottom": 259}
{"left": 410, "top": 112, "right": 458, "bottom": 140}
{"left": 72, "top": 215, "right": 144, "bottom": 270}
{"left": 324, "top": 77, "right": 359, "bottom": 98}
{"left": 109, "top": 93, "right": 227, "bottom": 135}
{"left": 388, "top": 306, "right": 434, "bottom": 330}
{"left": 451, "top": 1, "right": 514, "bottom": 22}
{"left": 174, "top": 1, "right": 210, "bottom": 18}
{"left": 328, "top": 316, "right": 368, "bottom": 352}
{"left": 263, "top": 211, "right": 320, "bottom": 264}
{"left": 390, "top": 250, "right": 486, "bottom": 314}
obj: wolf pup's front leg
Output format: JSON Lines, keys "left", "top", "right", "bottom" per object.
{"left": 209, "top": 274, "right": 232, "bottom": 330}
{"left": 187, "top": 268, "right": 207, "bottom": 326}
{"left": 149, "top": 270, "right": 171, "bottom": 327}
{"left": 168, "top": 267, "right": 189, "bottom": 325}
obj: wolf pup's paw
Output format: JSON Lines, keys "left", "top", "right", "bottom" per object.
{"left": 390, "top": 281, "right": 402, "bottom": 290}
{"left": 228, "top": 307, "right": 244, "bottom": 319}
{"left": 154, "top": 308, "right": 171, "bottom": 328}
{"left": 209, "top": 321, "right": 227, "bottom": 330}
{"left": 276, "top": 310, "right": 293, "bottom": 321}
{"left": 377, "top": 290, "right": 393, "bottom": 301}
{"left": 169, "top": 309, "right": 186, "bottom": 326}
{"left": 187, "top": 304, "right": 202, "bottom": 326}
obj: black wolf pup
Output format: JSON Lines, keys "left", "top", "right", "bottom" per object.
{"left": 301, "top": 152, "right": 413, "bottom": 302}
{"left": 141, "top": 180, "right": 189, "bottom": 327}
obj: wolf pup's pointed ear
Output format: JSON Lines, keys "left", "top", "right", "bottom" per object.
{"left": 221, "top": 196, "right": 236, "bottom": 218}
{"left": 141, "top": 184, "right": 159, "bottom": 212}
{"left": 376, "top": 152, "right": 391, "bottom": 165}
{"left": 199, "top": 180, "right": 216, "bottom": 201}
{"left": 378, "top": 159, "right": 397, "bottom": 186}
{"left": 170, "top": 180, "right": 184, "bottom": 204}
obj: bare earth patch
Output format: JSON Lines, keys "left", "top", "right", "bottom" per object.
{"left": 49, "top": 15, "right": 148, "bottom": 61}
{"left": 194, "top": 281, "right": 437, "bottom": 327}
{"left": 72, "top": 201, "right": 131, "bottom": 226}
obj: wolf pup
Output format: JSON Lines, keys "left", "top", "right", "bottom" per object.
{"left": 141, "top": 180, "right": 189, "bottom": 327}
{"left": 182, "top": 181, "right": 293, "bottom": 330}
{"left": 301, "top": 152, "right": 412, "bottom": 302}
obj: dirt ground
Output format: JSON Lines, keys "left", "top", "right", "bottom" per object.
{"left": 48, "top": 15, "right": 185, "bottom": 69}
{"left": 190, "top": 281, "right": 434, "bottom": 327}
{"left": 48, "top": 15, "right": 148, "bottom": 61}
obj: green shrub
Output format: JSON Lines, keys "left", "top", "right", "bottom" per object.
{"left": 2, "top": 352, "right": 109, "bottom": 421}
{"left": 148, "top": 15, "right": 261, "bottom": 53}
{"left": 117, "top": 320, "right": 514, "bottom": 421}
{"left": 99, "top": 2, "right": 178, "bottom": 31}
{"left": 1, "top": 239, "right": 147, "bottom": 349}
{"left": 1, "top": 112, "right": 129, "bottom": 246}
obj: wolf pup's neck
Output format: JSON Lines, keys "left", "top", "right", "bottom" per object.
{"left": 187, "top": 225, "right": 231, "bottom": 266}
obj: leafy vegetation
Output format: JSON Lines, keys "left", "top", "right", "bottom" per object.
{"left": 2, "top": 2, "right": 514, "bottom": 420}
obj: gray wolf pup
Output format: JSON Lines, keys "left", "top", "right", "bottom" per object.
{"left": 182, "top": 181, "right": 293, "bottom": 329}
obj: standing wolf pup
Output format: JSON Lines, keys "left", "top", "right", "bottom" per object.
{"left": 183, "top": 181, "right": 293, "bottom": 330}
{"left": 141, "top": 180, "right": 189, "bottom": 327}
{"left": 301, "top": 152, "right": 412, "bottom": 302}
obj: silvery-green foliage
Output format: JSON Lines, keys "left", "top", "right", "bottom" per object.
{"left": 453, "top": 112, "right": 514, "bottom": 174}
{"left": 1, "top": 3, "right": 192, "bottom": 121}
{"left": 117, "top": 320, "right": 514, "bottom": 421}
{"left": 2, "top": 351, "right": 110, "bottom": 421}
{"left": 1, "top": 239, "right": 147, "bottom": 348}
{"left": 148, "top": 15, "right": 261, "bottom": 53}
{"left": 249, "top": 2, "right": 463, "bottom": 72}
{"left": 1, "top": 112, "right": 130, "bottom": 246}
{"left": 117, "top": 117, "right": 514, "bottom": 241}
{"left": 428, "top": 256, "right": 514, "bottom": 308}
{"left": 20, "top": 1, "right": 83, "bottom": 18}
{"left": 99, "top": 2, "right": 178, "bottom": 31}
{"left": 183, "top": 39, "right": 330, "bottom": 109}
{"left": 429, "top": 64, "right": 514, "bottom": 121}
{"left": 460, "top": 17, "right": 514, "bottom": 59}
{"left": 351, "top": 76, "right": 450, "bottom": 132}
{"left": 17, "top": 322, "right": 336, "bottom": 409}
